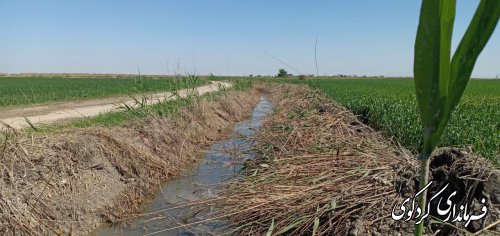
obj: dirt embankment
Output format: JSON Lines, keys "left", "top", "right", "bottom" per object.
{"left": 221, "top": 85, "right": 499, "bottom": 235}
{"left": 0, "top": 85, "right": 272, "bottom": 235}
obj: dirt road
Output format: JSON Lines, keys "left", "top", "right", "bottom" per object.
{"left": 0, "top": 81, "right": 231, "bottom": 130}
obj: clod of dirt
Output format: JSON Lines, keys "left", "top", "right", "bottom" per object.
{"left": 394, "top": 147, "right": 500, "bottom": 235}
{"left": 426, "top": 148, "right": 499, "bottom": 234}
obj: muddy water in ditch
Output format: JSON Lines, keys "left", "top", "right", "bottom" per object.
{"left": 91, "top": 96, "right": 273, "bottom": 236}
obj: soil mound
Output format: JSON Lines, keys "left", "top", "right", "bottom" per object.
{"left": 396, "top": 147, "right": 500, "bottom": 235}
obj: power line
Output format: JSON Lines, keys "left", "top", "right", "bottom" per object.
{"left": 264, "top": 51, "right": 302, "bottom": 74}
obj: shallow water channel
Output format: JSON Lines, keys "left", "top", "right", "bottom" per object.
{"left": 91, "top": 96, "right": 273, "bottom": 236}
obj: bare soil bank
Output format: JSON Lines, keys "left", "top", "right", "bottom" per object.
{"left": 0, "top": 85, "right": 272, "bottom": 235}
{"left": 221, "top": 85, "right": 499, "bottom": 235}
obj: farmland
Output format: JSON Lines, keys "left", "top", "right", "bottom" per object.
{"left": 304, "top": 78, "right": 500, "bottom": 165}
{"left": 1, "top": 0, "right": 499, "bottom": 235}
{"left": 0, "top": 76, "right": 208, "bottom": 108}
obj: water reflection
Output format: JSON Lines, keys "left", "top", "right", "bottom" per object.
{"left": 92, "top": 96, "right": 273, "bottom": 236}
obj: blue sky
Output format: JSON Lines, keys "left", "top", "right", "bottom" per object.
{"left": 0, "top": 1, "right": 498, "bottom": 77}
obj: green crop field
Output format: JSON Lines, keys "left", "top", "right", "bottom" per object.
{"left": 0, "top": 76, "right": 208, "bottom": 108}
{"left": 304, "top": 78, "right": 499, "bottom": 165}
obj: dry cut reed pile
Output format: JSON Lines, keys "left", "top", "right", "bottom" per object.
{"left": 221, "top": 85, "right": 499, "bottom": 235}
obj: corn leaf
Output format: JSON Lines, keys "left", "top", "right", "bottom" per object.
{"left": 414, "top": 0, "right": 456, "bottom": 158}
{"left": 448, "top": 0, "right": 500, "bottom": 109}
{"left": 413, "top": 1, "right": 498, "bottom": 235}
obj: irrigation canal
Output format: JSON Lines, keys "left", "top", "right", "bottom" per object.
{"left": 91, "top": 96, "right": 273, "bottom": 236}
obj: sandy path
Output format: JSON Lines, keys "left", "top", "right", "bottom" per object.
{"left": 0, "top": 81, "right": 231, "bottom": 130}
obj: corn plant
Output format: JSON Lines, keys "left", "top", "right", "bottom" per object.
{"left": 413, "top": 0, "right": 499, "bottom": 235}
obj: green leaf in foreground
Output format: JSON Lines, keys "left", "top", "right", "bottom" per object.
{"left": 415, "top": 0, "right": 499, "bottom": 159}
{"left": 414, "top": 0, "right": 456, "bottom": 158}
{"left": 448, "top": 0, "right": 500, "bottom": 109}
{"left": 413, "top": 0, "right": 499, "bottom": 235}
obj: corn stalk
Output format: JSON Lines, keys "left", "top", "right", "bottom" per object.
{"left": 413, "top": 0, "right": 499, "bottom": 235}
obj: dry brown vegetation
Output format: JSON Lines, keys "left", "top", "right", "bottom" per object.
{"left": 220, "top": 85, "right": 499, "bottom": 235}
{"left": 0, "top": 86, "right": 266, "bottom": 235}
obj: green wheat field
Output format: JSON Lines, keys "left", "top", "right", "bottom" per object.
{"left": 0, "top": 76, "right": 208, "bottom": 108}
{"left": 307, "top": 78, "right": 499, "bottom": 165}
